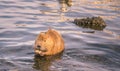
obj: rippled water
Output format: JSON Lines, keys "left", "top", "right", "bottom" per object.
{"left": 0, "top": 0, "right": 120, "bottom": 71}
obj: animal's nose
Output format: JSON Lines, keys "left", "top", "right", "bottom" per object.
{"left": 37, "top": 45, "right": 41, "bottom": 49}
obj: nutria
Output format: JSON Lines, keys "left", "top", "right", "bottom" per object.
{"left": 34, "top": 29, "right": 64, "bottom": 56}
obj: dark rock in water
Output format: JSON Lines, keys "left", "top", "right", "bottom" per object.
{"left": 74, "top": 16, "right": 107, "bottom": 30}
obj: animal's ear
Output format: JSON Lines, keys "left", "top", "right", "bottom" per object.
{"left": 40, "top": 32, "right": 45, "bottom": 36}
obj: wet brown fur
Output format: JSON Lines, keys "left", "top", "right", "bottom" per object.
{"left": 34, "top": 29, "right": 64, "bottom": 56}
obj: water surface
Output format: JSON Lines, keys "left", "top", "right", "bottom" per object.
{"left": 0, "top": 0, "right": 120, "bottom": 71}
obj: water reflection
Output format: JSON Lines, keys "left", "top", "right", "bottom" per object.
{"left": 58, "top": 0, "right": 73, "bottom": 21}
{"left": 33, "top": 52, "right": 63, "bottom": 71}
{"left": 58, "top": 0, "right": 73, "bottom": 12}
{"left": 93, "top": 0, "right": 120, "bottom": 13}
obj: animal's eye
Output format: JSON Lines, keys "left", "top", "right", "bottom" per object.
{"left": 44, "top": 32, "right": 46, "bottom": 34}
